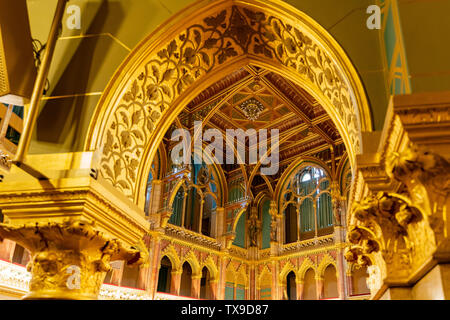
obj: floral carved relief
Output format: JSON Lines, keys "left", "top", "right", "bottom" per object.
{"left": 99, "top": 5, "right": 361, "bottom": 200}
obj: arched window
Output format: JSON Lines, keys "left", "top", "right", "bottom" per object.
{"left": 157, "top": 256, "right": 172, "bottom": 293}
{"left": 169, "top": 188, "right": 184, "bottom": 226}
{"left": 233, "top": 209, "right": 246, "bottom": 248}
{"left": 281, "top": 166, "right": 334, "bottom": 244}
{"left": 144, "top": 158, "right": 159, "bottom": 216}
{"left": 144, "top": 170, "right": 153, "bottom": 216}
{"left": 166, "top": 162, "right": 219, "bottom": 237}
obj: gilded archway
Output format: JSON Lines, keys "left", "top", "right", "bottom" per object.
{"left": 85, "top": 0, "right": 372, "bottom": 207}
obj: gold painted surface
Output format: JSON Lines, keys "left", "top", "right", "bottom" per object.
{"left": 346, "top": 91, "right": 450, "bottom": 299}
{"left": 0, "top": 219, "right": 147, "bottom": 300}
{"left": 85, "top": 0, "right": 371, "bottom": 207}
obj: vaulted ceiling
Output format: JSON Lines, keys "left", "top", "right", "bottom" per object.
{"left": 162, "top": 65, "right": 346, "bottom": 197}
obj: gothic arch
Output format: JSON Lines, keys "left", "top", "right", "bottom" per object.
{"left": 298, "top": 257, "right": 316, "bottom": 280}
{"left": 258, "top": 265, "right": 272, "bottom": 288}
{"left": 202, "top": 255, "right": 219, "bottom": 281}
{"left": 317, "top": 253, "right": 337, "bottom": 278}
{"left": 161, "top": 245, "right": 182, "bottom": 272}
{"left": 274, "top": 157, "right": 332, "bottom": 212}
{"left": 232, "top": 206, "right": 248, "bottom": 235}
{"left": 85, "top": 0, "right": 372, "bottom": 208}
{"left": 279, "top": 261, "right": 297, "bottom": 284}
{"left": 183, "top": 250, "right": 202, "bottom": 276}
{"left": 167, "top": 176, "right": 189, "bottom": 208}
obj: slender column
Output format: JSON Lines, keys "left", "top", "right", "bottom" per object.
{"left": 215, "top": 207, "right": 225, "bottom": 246}
{"left": 181, "top": 192, "right": 188, "bottom": 228}
{"left": 346, "top": 270, "right": 353, "bottom": 297}
{"left": 249, "top": 263, "right": 256, "bottom": 300}
{"left": 191, "top": 274, "right": 202, "bottom": 299}
{"left": 198, "top": 199, "right": 205, "bottom": 234}
{"left": 296, "top": 280, "right": 304, "bottom": 300}
{"left": 0, "top": 239, "right": 15, "bottom": 261}
{"left": 149, "top": 237, "right": 162, "bottom": 299}
{"left": 336, "top": 247, "right": 347, "bottom": 299}
{"left": 271, "top": 261, "right": 281, "bottom": 299}
{"left": 313, "top": 202, "right": 318, "bottom": 238}
{"left": 316, "top": 276, "right": 324, "bottom": 300}
{"left": 137, "top": 265, "right": 151, "bottom": 291}
{"left": 171, "top": 271, "right": 182, "bottom": 296}
{"left": 149, "top": 180, "right": 163, "bottom": 215}
{"left": 218, "top": 256, "right": 227, "bottom": 300}
{"left": 209, "top": 279, "right": 218, "bottom": 300}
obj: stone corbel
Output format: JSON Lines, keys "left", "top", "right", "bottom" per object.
{"left": 346, "top": 192, "right": 424, "bottom": 284}
{"left": 387, "top": 143, "right": 450, "bottom": 260}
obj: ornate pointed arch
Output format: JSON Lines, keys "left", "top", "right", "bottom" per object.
{"left": 232, "top": 205, "right": 248, "bottom": 234}
{"left": 202, "top": 255, "right": 219, "bottom": 281}
{"left": 279, "top": 261, "right": 297, "bottom": 284}
{"left": 183, "top": 250, "right": 202, "bottom": 276}
{"left": 160, "top": 244, "right": 182, "bottom": 272}
{"left": 317, "top": 253, "right": 337, "bottom": 278}
{"left": 235, "top": 264, "right": 248, "bottom": 287}
{"left": 298, "top": 257, "right": 316, "bottom": 280}
{"left": 167, "top": 175, "right": 190, "bottom": 208}
{"left": 258, "top": 264, "right": 272, "bottom": 287}
{"left": 85, "top": 0, "right": 372, "bottom": 209}
{"left": 273, "top": 156, "right": 332, "bottom": 211}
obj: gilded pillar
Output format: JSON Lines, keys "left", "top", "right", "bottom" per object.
{"left": 149, "top": 236, "right": 162, "bottom": 299}
{"left": 346, "top": 270, "right": 353, "bottom": 297}
{"left": 209, "top": 279, "right": 218, "bottom": 300}
{"left": 346, "top": 92, "right": 450, "bottom": 299}
{"left": 191, "top": 274, "right": 202, "bottom": 299}
{"left": 0, "top": 220, "right": 146, "bottom": 300}
{"left": 218, "top": 256, "right": 227, "bottom": 300}
{"left": 316, "top": 276, "right": 324, "bottom": 300}
{"left": 296, "top": 280, "right": 304, "bottom": 300}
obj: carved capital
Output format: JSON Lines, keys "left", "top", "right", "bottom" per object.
{"left": 346, "top": 192, "right": 423, "bottom": 283}
{"left": 0, "top": 219, "right": 148, "bottom": 300}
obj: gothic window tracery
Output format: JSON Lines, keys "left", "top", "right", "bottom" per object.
{"left": 165, "top": 160, "right": 219, "bottom": 238}
{"left": 281, "top": 166, "right": 334, "bottom": 244}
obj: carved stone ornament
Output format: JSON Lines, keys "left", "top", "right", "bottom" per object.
{"left": 0, "top": 219, "right": 148, "bottom": 300}
{"left": 387, "top": 144, "right": 450, "bottom": 258}
{"left": 346, "top": 192, "right": 425, "bottom": 282}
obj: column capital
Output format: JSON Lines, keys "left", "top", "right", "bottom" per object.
{"left": 0, "top": 219, "right": 147, "bottom": 300}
